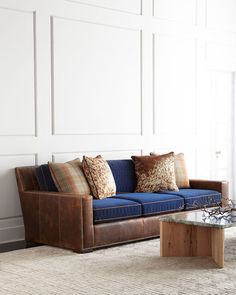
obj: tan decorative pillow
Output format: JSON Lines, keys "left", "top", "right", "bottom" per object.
{"left": 48, "top": 159, "right": 91, "bottom": 194}
{"left": 82, "top": 155, "right": 116, "bottom": 199}
{"left": 174, "top": 153, "right": 190, "bottom": 188}
{"left": 132, "top": 152, "right": 178, "bottom": 192}
{"left": 150, "top": 152, "right": 190, "bottom": 188}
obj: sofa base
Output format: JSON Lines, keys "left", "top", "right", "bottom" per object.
{"left": 94, "top": 235, "right": 160, "bottom": 250}
{"left": 72, "top": 215, "right": 164, "bottom": 253}
{"left": 94, "top": 215, "right": 162, "bottom": 248}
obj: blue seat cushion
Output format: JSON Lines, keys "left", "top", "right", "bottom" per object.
{"left": 36, "top": 164, "right": 58, "bottom": 192}
{"left": 115, "top": 193, "right": 184, "bottom": 216}
{"left": 107, "top": 160, "right": 136, "bottom": 193}
{"left": 161, "top": 189, "right": 222, "bottom": 209}
{"left": 93, "top": 197, "right": 141, "bottom": 224}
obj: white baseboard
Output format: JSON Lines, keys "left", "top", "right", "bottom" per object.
{"left": 0, "top": 217, "right": 25, "bottom": 244}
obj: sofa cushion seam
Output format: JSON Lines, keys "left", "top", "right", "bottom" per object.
{"left": 93, "top": 204, "right": 141, "bottom": 211}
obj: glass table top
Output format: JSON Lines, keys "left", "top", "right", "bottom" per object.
{"left": 159, "top": 209, "right": 236, "bottom": 229}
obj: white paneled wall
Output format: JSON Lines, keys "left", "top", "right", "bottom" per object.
{"left": 153, "top": 35, "right": 196, "bottom": 135}
{"left": 0, "top": 8, "right": 36, "bottom": 136}
{"left": 52, "top": 17, "right": 141, "bottom": 135}
{"left": 0, "top": 0, "right": 235, "bottom": 243}
{"left": 153, "top": 0, "right": 197, "bottom": 24}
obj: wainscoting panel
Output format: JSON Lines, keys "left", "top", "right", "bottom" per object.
{"left": 206, "top": 41, "right": 236, "bottom": 70}
{"left": 0, "top": 7, "right": 36, "bottom": 136}
{"left": 0, "top": 217, "right": 24, "bottom": 244}
{"left": 0, "top": 154, "right": 37, "bottom": 219}
{"left": 65, "top": 0, "right": 142, "bottom": 15}
{"left": 52, "top": 17, "right": 142, "bottom": 135}
{"left": 206, "top": 0, "right": 236, "bottom": 32}
{"left": 52, "top": 150, "right": 142, "bottom": 162}
{"left": 153, "top": 35, "right": 196, "bottom": 136}
{"left": 153, "top": 0, "right": 196, "bottom": 24}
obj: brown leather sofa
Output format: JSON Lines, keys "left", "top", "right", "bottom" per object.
{"left": 15, "top": 166, "right": 229, "bottom": 253}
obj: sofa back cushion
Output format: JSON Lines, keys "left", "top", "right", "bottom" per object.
{"left": 36, "top": 159, "right": 137, "bottom": 194}
{"left": 36, "top": 164, "right": 58, "bottom": 192}
{"left": 107, "top": 160, "right": 136, "bottom": 193}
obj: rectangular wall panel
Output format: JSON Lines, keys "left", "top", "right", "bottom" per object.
{"left": 0, "top": 154, "right": 36, "bottom": 219}
{"left": 153, "top": 0, "right": 196, "bottom": 24}
{"left": 52, "top": 150, "right": 141, "bottom": 162}
{"left": 52, "top": 17, "right": 141, "bottom": 135}
{"left": 0, "top": 217, "right": 24, "bottom": 244}
{"left": 154, "top": 35, "right": 196, "bottom": 135}
{"left": 66, "top": 0, "right": 141, "bottom": 15}
{"left": 0, "top": 8, "right": 36, "bottom": 136}
{"left": 207, "top": 0, "right": 236, "bottom": 32}
{"left": 206, "top": 42, "right": 236, "bottom": 69}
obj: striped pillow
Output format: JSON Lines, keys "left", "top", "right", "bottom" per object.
{"left": 48, "top": 159, "right": 91, "bottom": 194}
{"left": 36, "top": 164, "right": 58, "bottom": 192}
{"left": 150, "top": 152, "right": 190, "bottom": 189}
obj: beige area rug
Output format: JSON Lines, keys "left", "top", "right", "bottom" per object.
{"left": 1, "top": 229, "right": 236, "bottom": 295}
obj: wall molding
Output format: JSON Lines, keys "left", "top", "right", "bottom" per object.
{"left": 0, "top": 217, "right": 24, "bottom": 244}
{"left": 205, "top": 0, "right": 236, "bottom": 34}
{"left": 65, "top": 0, "right": 142, "bottom": 16}
{"left": 152, "top": 33, "right": 156, "bottom": 135}
{"left": 152, "top": 33, "right": 197, "bottom": 136}
{"left": 0, "top": 153, "right": 38, "bottom": 161}
{"left": 50, "top": 16, "right": 143, "bottom": 136}
{"left": 52, "top": 149, "right": 142, "bottom": 161}
{"left": 152, "top": 0, "right": 197, "bottom": 26}
{"left": 0, "top": 7, "right": 37, "bottom": 137}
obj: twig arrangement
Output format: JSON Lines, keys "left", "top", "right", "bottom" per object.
{"left": 190, "top": 196, "right": 235, "bottom": 222}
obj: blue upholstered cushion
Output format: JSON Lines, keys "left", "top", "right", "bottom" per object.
{"left": 107, "top": 160, "right": 136, "bottom": 193}
{"left": 93, "top": 197, "right": 141, "bottom": 223}
{"left": 36, "top": 164, "right": 58, "bottom": 192}
{"left": 161, "top": 189, "right": 222, "bottom": 209}
{"left": 115, "top": 193, "right": 184, "bottom": 216}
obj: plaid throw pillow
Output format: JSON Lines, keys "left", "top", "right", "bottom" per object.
{"left": 150, "top": 152, "right": 190, "bottom": 189}
{"left": 48, "top": 159, "right": 91, "bottom": 194}
{"left": 82, "top": 155, "right": 116, "bottom": 199}
{"left": 132, "top": 152, "right": 178, "bottom": 192}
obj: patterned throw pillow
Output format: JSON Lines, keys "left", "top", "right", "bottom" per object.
{"left": 82, "top": 155, "right": 116, "bottom": 199}
{"left": 48, "top": 159, "right": 91, "bottom": 194}
{"left": 150, "top": 152, "right": 190, "bottom": 189}
{"left": 132, "top": 152, "right": 178, "bottom": 192}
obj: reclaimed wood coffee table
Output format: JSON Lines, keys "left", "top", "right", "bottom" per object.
{"left": 159, "top": 210, "right": 234, "bottom": 268}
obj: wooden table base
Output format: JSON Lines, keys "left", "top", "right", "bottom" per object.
{"left": 160, "top": 221, "right": 225, "bottom": 268}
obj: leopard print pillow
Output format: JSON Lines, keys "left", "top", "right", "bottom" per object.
{"left": 82, "top": 155, "right": 116, "bottom": 199}
{"left": 150, "top": 152, "right": 190, "bottom": 188}
{"left": 132, "top": 152, "right": 179, "bottom": 192}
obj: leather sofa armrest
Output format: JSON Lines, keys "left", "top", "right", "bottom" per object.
{"left": 189, "top": 179, "right": 229, "bottom": 206}
{"left": 19, "top": 191, "right": 94, "bottom": 252}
